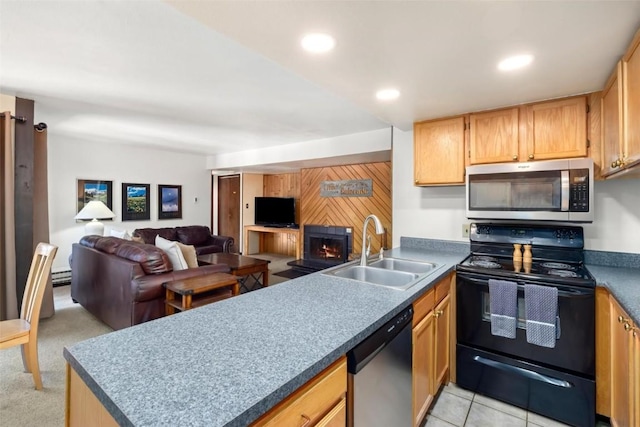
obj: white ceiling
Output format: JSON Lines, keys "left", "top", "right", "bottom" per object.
{"left": 2, "top": 1, "right": 640, "bottom": 169}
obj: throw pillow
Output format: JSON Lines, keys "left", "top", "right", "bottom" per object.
{"left": 155, "top": 235, "right": 188, "bottom": 271}
{"left": 176, "top": 242, "right": 198, "bottom": 269}
{"left": 110, "top": 228, "right": 131, "bottom": 240}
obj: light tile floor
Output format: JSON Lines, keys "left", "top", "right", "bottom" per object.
{"left": 421, "top": 383, "right": 610, "bottom": 427}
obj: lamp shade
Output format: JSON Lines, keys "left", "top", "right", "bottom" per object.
{"left": 75, "top": 201, "right": 116, "bottom": 220}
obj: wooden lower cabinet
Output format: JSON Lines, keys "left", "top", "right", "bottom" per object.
{"left": 252, "top": 357, "right": 347, "bottom": 427}
{"left": 412, "top": 275, "right": 452, "bottom": 427}
{"left": 609, "top": 295, "right": 638, "bottom": 427}
{"left": 66, "top": 365, "right": 118, "bottom": 427}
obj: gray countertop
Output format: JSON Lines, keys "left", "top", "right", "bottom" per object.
{"left": 64, "top": 248, "right": 466, "bottom": 427}
{"left": 587, "top": 264, "right": 640, "bottom": 325}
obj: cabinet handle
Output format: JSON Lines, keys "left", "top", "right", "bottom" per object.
{"left": 528, "top": 154, "right": 534, "bottom": 160}
{"left": 300, "top": 414, "right": 311, "bottom": 427}
{"left": 624, "top": 322, "right": 636, "bottom": 333}
{"left": 512, "top": 155, "right": 518, "bottom": 161}
{"left": 618, "top": 315, "right": 628, "bottom": 323}
{"left": 611, "top": 161, "right": 618, "bottom": 168}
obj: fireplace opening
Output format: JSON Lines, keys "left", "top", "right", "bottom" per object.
{"left": 303, "top": 225, "right": 352, "bottom": 268}
{"left": 308, "top": 235, "right": 347, "bottom": 263}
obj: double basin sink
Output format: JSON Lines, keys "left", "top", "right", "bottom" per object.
{"left": 323, "top": 257, "right": 442, "bottom": 291}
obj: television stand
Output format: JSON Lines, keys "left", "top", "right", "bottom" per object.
{"left": 243, "top": 225, "right": 301, "bottom": 259}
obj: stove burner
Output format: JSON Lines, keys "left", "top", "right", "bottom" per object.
{"left": 548, "top": 269, "right": 578, "bottom": 278}
{"left": 470, "top": 260, "right": 501, "bottom": 269}
{"left": 541, "top": 262, "right": 574, "bottom": 270}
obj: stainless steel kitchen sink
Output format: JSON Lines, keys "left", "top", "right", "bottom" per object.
{"left": 331, "top": 266, "right": 418, "bottom": 288}
{"left": 324, "top": 257, "right": 442, "bottom": 291}
{"left": 368, "top": 258, "right": 437, "bottom": 274}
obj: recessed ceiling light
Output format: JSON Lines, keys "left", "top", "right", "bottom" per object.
{"left": 498, "top": 54, "right": 534, "bottom": 71}
{"left": 376, "top": 88, "right": 400, "bottom": 101}
{"left": 301, "top": 33, "right": 335, "bottom": 53}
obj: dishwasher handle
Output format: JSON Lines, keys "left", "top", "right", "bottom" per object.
{"left": 347, "top": 305, "right": 413, "bottom": 374}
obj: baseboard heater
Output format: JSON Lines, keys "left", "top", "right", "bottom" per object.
{"left": 52, "top": 269, "right": 72, "bottom": 287}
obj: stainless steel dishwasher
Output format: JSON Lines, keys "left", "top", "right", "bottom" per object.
{"left": 347, "top": 305, "right": 413, "bottom": 427}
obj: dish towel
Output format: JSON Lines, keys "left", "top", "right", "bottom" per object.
{"left": 488, "top": 279, "right": 518, "bottom": 339}
{"left": 525, "top": 284, "right": 558, "bottom": 348}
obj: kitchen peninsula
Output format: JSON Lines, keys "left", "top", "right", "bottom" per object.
{"left": 64, "top": 244, "right": 467, "bottom": 427}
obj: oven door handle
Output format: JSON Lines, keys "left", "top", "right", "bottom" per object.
{"left": 473, "top": 356, "right": 573, "bottom": 388}
{"left": 459, "top": 275, "right": 593, "bottom": 297}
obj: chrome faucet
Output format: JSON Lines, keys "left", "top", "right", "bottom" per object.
{"left": 360, "top": 214, "right": 385, "bottom": 266}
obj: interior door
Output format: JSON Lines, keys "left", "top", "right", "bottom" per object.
{"left": 217, "top": 175, "right": 240, "bottom": 253}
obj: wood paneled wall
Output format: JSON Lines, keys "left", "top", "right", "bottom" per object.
{"left": 300, "top": 162, "right": 392, "bottom": 258}
{"left": 259, "top": 164, "right": 392, "bottom": 258}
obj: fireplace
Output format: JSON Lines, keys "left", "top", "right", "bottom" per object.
{"left": 303, "top": 225, "right": 352, "bottom": 268}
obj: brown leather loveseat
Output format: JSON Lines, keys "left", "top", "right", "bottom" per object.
{"left": 71, "top": 235, "right": 230, "bottom": 330}
{"left": 133, "top": 225, "right": 234, "bottom": 255}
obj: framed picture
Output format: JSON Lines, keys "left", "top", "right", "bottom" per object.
{"left": 77, "top": 179, "right": 113, "bottom": 214}
{"left": 121, "top": 183, "right": 150, "bottom": 221}
{"left": 158, "top": 184, "right": 182, "bottom": 219}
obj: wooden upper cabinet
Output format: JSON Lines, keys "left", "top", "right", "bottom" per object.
{"left": 528, "top": 96, "right": 588, "bottom": 161}
{"left": 469, "top": 108, "right": 519, "bottom": 164}
{"left": 601, "top": 62, "right": 624, "bottom": 177}
{"left": 622, "top": 27, "right": 640, "bottom": 171}
{"left": 414, "top": 116, "right": 466, "bottom": 186}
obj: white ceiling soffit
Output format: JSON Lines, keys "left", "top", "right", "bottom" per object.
{"left": 0, "top": 1, "right": 387, "bottom": 156}
{"left": 168, "top": 0, "right": 640, "bottom": 129}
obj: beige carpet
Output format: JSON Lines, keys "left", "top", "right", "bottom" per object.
{"left": 0, "top": 254, "right": 294, "bottom": 426}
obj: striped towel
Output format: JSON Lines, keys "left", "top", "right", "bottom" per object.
{"left": 525, "top": 284, "right": 558, "bottom": 348}
{"left": 488, "top": 279, "right": 518, "bottom": 339}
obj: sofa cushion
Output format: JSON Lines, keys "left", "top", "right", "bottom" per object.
{"left": 177, "top": 242, "right": 199, "bottom": 268}
{"left": 114, "top": 241, "right": 172, "bottom": 275}
{"left": 155, "top": 235, "right": 188, "bottom": 271}
{"left": 94, "top": 237, "right": 124, "bottom": 254}
{"left": 110, "top": 228, "right": 131, "bottom": 240}
{"left": 79, "top": 235, "right": 102, "bottom": 249}
{"left": 176, "top": 226, "right": 210, "bottom": 246}
{"left": 134, "top": 227, "right": 178, "bottom": 244}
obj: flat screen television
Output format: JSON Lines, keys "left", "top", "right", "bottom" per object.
{"left": 254, "top": 197, "right": 296, "bottom": 227}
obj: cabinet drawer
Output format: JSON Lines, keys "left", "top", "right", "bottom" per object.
{"left": 413, "top": 288, "right": 435, "bottom": 326}
{"left": 435, "top": 276, "right": 451, "bottom": 304}
{"left": 252, "top": 357, "right": 347, "bottom": 427}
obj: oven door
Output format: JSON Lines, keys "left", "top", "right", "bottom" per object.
{"left": 456, "top": 272, "right": 595, "bottom": 377}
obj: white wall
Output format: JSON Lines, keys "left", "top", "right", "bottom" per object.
{"left": 48, "top": 136, "right": 211, "bottom": 272}
{"left": 392, "top": 128, "right": 640, "bottom": 254}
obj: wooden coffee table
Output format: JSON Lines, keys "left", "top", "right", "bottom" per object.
{"left": 197, "top": 253, "right": 270, "bottom": 293}
{"left": 163, "top": 272, "right": 239, "bottom": 315}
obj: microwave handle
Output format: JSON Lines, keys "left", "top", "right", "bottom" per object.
{"left": 561, "top": 170, "right": 569, "bottom": 211}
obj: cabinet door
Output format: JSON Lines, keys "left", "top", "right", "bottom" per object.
{"left": 434, "top": 294, "right": 451, "bottom": 391}
{"left": 634, "top": 327, "right": 639, "bottom": 427}
{"left": 469, "top": 108, "right": 519, "bottom": 164}
{"left": 610, "top": 298, "right": 633, "bottom": 427}
{"left": 529, "top": 97, "right": 587, "bottom": 161}
{"left": 414, "top": 117, "right": 466, "bottom": 185}
{"left": 601, "top": 62, "right": 624, "bottom": 177}
{"left": 412, "top": 311, "right": 435, "bottom": 427}
{"left": 623, "top": 28, "right": 640, "bottom": 171}
{"left": 315, "top": 397, "right": 346, "bottom": 427}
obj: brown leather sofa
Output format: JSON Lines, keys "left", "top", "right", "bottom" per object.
{"left": 133, "top": 225, "right": 234, "bottom": 255}
{"left": 71, "top": 235, "right": 230, "bottom": 330}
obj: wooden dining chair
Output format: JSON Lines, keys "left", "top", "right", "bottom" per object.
{"left": 0, "top": 242, "right": 57, "bottom": 390}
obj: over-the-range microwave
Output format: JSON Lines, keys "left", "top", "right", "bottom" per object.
{"left": 466, "top": 158, "right": 594, "bottom": 222}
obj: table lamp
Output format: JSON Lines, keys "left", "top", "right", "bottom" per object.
{"left": 75, "top": 200, "right": 115, "bottom": 236}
